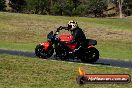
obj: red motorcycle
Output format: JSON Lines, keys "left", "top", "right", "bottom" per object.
{"left": 35, "top": 27, "right": 99, "bottom": 63}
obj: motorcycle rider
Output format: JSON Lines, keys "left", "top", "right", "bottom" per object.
{"left": 57, "top": 20, "right": 86, "bottom": 52}
{"left": 67, "top": 20, "right": 86, "bottom": 52}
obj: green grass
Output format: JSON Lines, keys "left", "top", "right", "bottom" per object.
{"left": 78, "top": 18, "right": 132, "bottom": 30}
{"left": 0, "top": 54, "right": 132, "bottom": 88}
{"left": 0, "top": 12, "right": 132, "bottom": 60}
{"left": 97, "top": 40, "right": 132, "bottom": 60}
{"left": 0, "top": 42, "right": 36, "bottom": 52}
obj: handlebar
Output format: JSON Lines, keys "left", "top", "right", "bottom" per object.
{"left": 47, "top": 26, "right": 70, "bottom": 43}
{"left": 47, "top": 26, "right": 69, "bottom": 40}
{"left": 57, "top": 26, "right": 68, "bottom": 31}
{"left": 52, "top": 26, "right": 68, "bottom": 42}
{"left": 54, "top": 26, "right": 68, "bottom": 36}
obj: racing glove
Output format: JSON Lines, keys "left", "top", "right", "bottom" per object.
{"left": 57, "top": 26, "right": 63, "bottom": 31}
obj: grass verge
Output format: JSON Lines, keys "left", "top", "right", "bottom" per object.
{"left": 0, "top": 54, "right": 132, "bottom": 88}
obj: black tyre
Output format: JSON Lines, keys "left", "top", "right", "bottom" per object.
{"left": 80, "top": 47, "right": 99, "bottom": 63}
{"left": 35, "top": 44, "right": 54, "bottom": 59}
{"left": 76, "top": 76, "right": 87, "bottom": 85}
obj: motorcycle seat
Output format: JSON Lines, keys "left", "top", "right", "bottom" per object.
{"left": 86, "top": 39, "right": 97, "bottom": 46}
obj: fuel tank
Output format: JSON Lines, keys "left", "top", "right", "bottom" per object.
{"left": 59, "top": 34, "right": 73, "bottom": 42}
{"left": 59, "top": 34, "right": 76, "bottom": 49}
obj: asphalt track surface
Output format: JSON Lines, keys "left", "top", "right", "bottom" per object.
{"left": 0, "top": 49, "right": 132, "bottom": 68}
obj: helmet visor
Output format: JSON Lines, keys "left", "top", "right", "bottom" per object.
{"left": 68, "top": 25, "right": 72, "bottom": 29}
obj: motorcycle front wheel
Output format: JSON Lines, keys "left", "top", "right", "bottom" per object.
{"left": 35, "top": 44, "right": 54, "bottom": 59}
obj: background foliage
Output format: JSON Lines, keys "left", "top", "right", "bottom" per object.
{"left": 0, "top": 0, "right": 6, "bottom": 11}
{"left": 1, "top": 0, "right": 132, "bottom": 17}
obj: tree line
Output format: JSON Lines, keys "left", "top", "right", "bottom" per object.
{"left": 0, "top": 0, "right": 132, "bottom": 17}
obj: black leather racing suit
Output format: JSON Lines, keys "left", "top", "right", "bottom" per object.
{"left": 69, "top": 27, "right": 86, "bottom": 49}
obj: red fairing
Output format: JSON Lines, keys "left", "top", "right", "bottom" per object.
{"left": 40, "top": 42, "right": 51, "bottom": 50}
{"left": 66, "top": 44, "right": 77, "bottom": 49}
{"left": 59, "top": 34, "right": 73, "bottom": 42}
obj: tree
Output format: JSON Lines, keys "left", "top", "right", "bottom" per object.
{"left": 117, "top": 0, "right": 123, "bottom": 18}
{"left": 24, "top": 0, "right": 50, "bottom": 14}
{"left": 51, "top": 0, "right": 74, "bottom": 16}
{"left": 123, "top": 0, "right": 132, "bottom": 16}
{"left": 73, "top": 0, "right": 107, "bottom": 17}
{"left": 63, "top": 0, "right": 74, "bottom": 16}
{"left": 6, "top": 0, "right": 123, "bottom": 17}
{"left": 51, "top": 2, "right": 63, "bottom": 15}
{"left": 112, "top": 0, "right": 132, "bottom": 17}
{"left": 88, "top": 0, "right": 107, "bottom": 17}
{"left": 73, "top": 0, "right": 80, "bottom": 10}
{"left": 72, "top": 4, "right": 88, "bottom": 16}
{"left": 0, "top": 0, "right": 6, "bottom": 11}
{"left": 9, "top": 0, "right": 26, "bottom": 12}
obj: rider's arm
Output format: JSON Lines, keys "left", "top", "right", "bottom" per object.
{"left": 68, "top": 31, "right": 78, "bottom": 44}
{"left": 57, "top": 26, "right": 69, "bottom": 31}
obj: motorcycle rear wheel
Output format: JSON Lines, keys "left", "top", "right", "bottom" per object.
{"left": 35, "top": 44, "right": 54, "bottom": 59}
{"left": 80, "top": 47, "right": 99, "bottom": 63}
